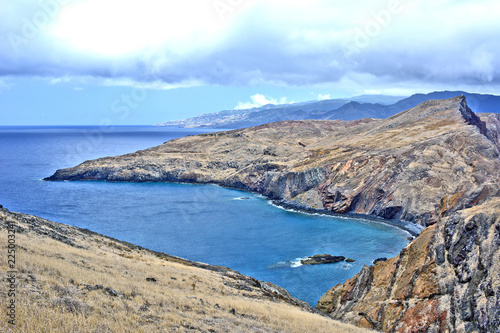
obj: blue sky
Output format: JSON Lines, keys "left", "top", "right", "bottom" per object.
{"left": 1, "top": 0, "right": 499, "bottom": 125}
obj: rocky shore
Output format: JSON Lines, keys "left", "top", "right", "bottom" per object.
{"left": 45, "top": 96, "right": 500, "bottom": 332}
{"left": 45, "top": 97, "right": 498, "bottom": 227}
{"left": 271, "top": 200, "right": 424, "bottom": 237}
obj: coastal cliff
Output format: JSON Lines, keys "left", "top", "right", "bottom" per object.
{"left": 46, "top": 96, "right": 500, "bottom": 227}
{"left": 317, "top": 199, "right": 500, "bottom": 332}
{"left": 45, "top": 96, "right": 500, "bottom": 331}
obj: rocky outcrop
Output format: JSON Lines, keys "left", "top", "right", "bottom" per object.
{"left": 301, "top": 254, "right": 346, "bottom": 265}
{"left": 45, "top": 96, "right": 500, "bottom": 331}
{"left": 317, "top": 224, "right": 443, "bottom": 331}
{"left": 315, "top": 97, "right": 500, "bottom": 226}
{"left": 317, "top": 199, "right": 500, "bottom": 332}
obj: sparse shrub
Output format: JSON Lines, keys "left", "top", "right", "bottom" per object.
{"left": 52, "top": 296, "right": 91, "bottom": 315}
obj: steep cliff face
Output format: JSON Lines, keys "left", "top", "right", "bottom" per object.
{"left": 317, "top": 199, "right": 500, "bottom": 332}
{"left": 45, "top": 96, "right": 500, "bottom": 331}
{"left": 314, "top": 99, "right": 500, "bottom": 332}
{"left": 311, "top": 97, "right": 500, "bottom": 226}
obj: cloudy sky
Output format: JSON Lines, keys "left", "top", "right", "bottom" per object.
{"left": 0, "top": 0, "right": 499, "bottom": 125}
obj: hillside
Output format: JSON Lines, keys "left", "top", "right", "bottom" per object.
{"left": 45, "top": 96, "right": 500, "bottom": 331}
{"left": 0, "top": 206, "right": 369, "bottom": 333}
{"left": 156, "top": 91, "right": 500, "bottom": 129}
{"left": 47, "top": 96, "right": 500, "bottom": 227}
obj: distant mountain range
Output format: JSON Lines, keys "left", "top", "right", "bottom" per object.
{"left": 156, "top": 91, "right": 500, "bottom": 129}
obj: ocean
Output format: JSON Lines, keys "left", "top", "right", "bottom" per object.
{"left": 0, "top": 125, "right": 411, "bottom": 305}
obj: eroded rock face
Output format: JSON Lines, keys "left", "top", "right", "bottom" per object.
{"left": 45, "top": 96, "right": 500, "bottom": 331}
{"left": 314, "top": 98, "right": 500, "bottom": 226}
{"left": 317, "top": 224, "right": 443, "bottom": 331}
{"left": 318, "top": 200, "right": 500, "bottom": 332}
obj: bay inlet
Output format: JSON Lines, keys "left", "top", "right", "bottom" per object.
{"left": 0, "top": 126, "right": 410, "bottom": 305}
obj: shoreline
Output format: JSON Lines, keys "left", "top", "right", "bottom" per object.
{"left": 270, "top": 200, "right": 424, "bottom": 237}
{"left": 43, "top": 177, "right": 424, "bottom": 237}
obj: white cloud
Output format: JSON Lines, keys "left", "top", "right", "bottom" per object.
{"left": 49, "top": 0, "right": 227, "bottom": 57}
{"left": 0, "top": 0, "right": 499, "bottom": 93}
{"left": 317, "top": 94, "right": 331, "bottom": 100}
{"left": 235, "top": 94, "right": 291, "bottom": 109}
{"left": 46, "top": 75, "right": 202, "bottom": 90}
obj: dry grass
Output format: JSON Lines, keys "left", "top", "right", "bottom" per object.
{"left": 0, "top": 209, "right": 371, "bottom": 333}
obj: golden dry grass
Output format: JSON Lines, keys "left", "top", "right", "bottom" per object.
{"left": 0, "top": 209, "right": 371, "bottom": 333}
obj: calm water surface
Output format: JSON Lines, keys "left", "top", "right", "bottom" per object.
{"left": 0, "top": 126, "right": 410, "bottom": 305}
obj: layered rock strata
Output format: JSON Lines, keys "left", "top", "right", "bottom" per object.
{"left": 317, "top": 199, "right": 500, "bottom": 332}
{"left": 46, "top": 96, "right": 500, "bottom": 331}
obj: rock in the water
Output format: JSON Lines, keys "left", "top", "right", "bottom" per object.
{"left": 301, "top": 254, "right": 345, "bottom": 265}
{"left": 345, "top": 258, "right": 355, "bottom": 263}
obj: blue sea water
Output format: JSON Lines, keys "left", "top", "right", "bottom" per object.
{"left": 0, "top": 126, "right": 411, "bottom": 305}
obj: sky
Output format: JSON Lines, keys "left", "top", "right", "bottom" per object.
{"left": 0, "top": 0, "right": 499, "bottom": 125}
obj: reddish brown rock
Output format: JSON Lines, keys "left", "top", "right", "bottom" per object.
{"left": 317, "top": 224, "right": 442, "bottom": 330}
{"left": 394, "top": 299, "right": 447, "bottom": 333}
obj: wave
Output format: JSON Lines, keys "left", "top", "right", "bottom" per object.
{"left": 267, "top": 257, "right": 307, "bottom": 269}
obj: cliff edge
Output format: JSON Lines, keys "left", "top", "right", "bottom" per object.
{"left": 317, "top": 199, "right": 500, "bottom": 332}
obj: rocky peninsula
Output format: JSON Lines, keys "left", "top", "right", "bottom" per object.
{"left": 45, "top": 96, "right": 500, "bottom": 332}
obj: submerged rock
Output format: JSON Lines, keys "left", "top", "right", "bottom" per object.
{"left": 301, "top": 254, "right": 345, "bottom": 265}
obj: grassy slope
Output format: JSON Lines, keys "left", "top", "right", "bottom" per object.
{"left": 0, "top": 207, "right": 371, "bottom": 333}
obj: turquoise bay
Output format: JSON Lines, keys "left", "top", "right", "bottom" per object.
{"left": 0, "top": 126, "right": 410, "bottom": 305}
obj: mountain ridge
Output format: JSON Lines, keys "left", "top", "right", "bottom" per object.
{"left": 156, "top": 91, "right": 500, "bottom": 129}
